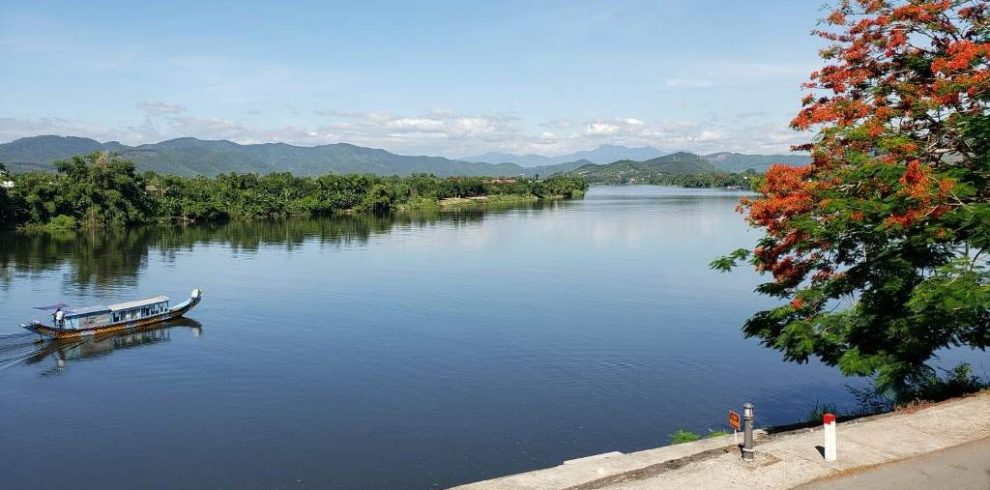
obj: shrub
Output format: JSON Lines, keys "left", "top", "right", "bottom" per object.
{"left": 845, "top": 363, "right": 987, "bottom": 417}
{"left": 902, "top": 363, "right": 988, "bottom": 403}
{"left": 46, "top": 215, "right": 78, "bottom": 230}
{"left": 805, "top": 402, "right": 841, "bottom": 424}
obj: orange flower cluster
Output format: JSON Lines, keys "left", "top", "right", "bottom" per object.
{"left": 741, "top": 0, "right": 985, "bottom": 296}
{"left": 749, "top": 165, "right": 815, "bottom": 232}
{"left": 795, "top": 1, "right": 987, "bottom": 132}
{"left": 883, "top": 161, "right": 957, "bottom": 228}
{"left": 933, "top": 41, "right": 989, "bottom": 73}
{"left": 744, "top": 164, "right": 822, "bottom": 285}
{"left": 890, "top": 0, "right": 951, "bottom": 22}
{"left": 932, "top": 39, "right": 990, "bottom": 103}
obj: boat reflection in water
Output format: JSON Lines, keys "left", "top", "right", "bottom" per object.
{"left": 25, "top": 318, "right": 203, "bottom": 375}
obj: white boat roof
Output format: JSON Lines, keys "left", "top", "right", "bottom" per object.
{"left": 108, "top": 296, "right": 170, "bottom": 311}
{"left": 66, "top": 305, "right": 112, "bottom": 317}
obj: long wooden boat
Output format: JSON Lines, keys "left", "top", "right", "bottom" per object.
{"left": 22, "top": 289, "right": 202, "bottom": 341}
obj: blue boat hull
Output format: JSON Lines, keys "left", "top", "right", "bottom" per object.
{"left": 23, "top": 290, "right": 201, "bottom": 341}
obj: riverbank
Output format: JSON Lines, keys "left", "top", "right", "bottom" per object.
{"left": 1, "top": 153, "right": 588, "bottom": 230}
{"left": 454, "top": 390, "right": 990, "bottom": 490}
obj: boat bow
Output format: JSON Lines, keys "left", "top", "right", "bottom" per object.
{"left": 169, "top": 289, "right": 203, "bottom": 315}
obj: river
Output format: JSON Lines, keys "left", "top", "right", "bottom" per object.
{"left": 0, "top": 185, "right": 984, "bottom": 489}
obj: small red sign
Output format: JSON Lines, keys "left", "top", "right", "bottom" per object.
{"left": 823, "top": 413, "right": 836, "bottom": 424}
{"left": 728, "top": 410, "right": 741, "bottom": 431}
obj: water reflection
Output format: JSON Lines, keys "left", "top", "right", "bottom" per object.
{"left": 23, "top": 319, "right": 203, "bottom": 375}
{"left": 0, "top": 202, "right": 569, "bottom": 291}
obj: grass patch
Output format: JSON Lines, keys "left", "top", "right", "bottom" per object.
{"left": 669, "top": 428, "right": 729, "bottom": 445}
{"left": 439, "top": 194, "right": 539, "bottom": 208}
{"left": 668, "top": 429, "right": 701, "bottom": 445}
{"left": 400, "top": 196, "right": 442, "bottom": 210}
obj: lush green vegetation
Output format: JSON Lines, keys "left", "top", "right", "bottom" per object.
{"left": 0, "top": 153, "right": 588, "bottom": 229}
{"left": 8, "top": 154, "right": 154, "bottom": 229}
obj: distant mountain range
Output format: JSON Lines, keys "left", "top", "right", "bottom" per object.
{"left": 0, "top": 135, "right": 809, "bottom": 178}
{"left": 462, "top": 144, "right": 669, "bottom": 166}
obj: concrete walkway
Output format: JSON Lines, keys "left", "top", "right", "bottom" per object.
{"left": 797, "top": 436, "right": 990, "bottom": 490}
{"left": 453, "top": 391, "right": 990, "bottom": 490}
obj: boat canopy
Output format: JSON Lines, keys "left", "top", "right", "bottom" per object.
{"left": 33, "top": 303, "right": 70, "bottom": 311}
{"left": 65, "top": 305, "right": 113, "bottom": 318}
{"left": 108, "top": 296, "right": 170, "bottom": 312}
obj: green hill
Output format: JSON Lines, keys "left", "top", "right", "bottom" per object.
{"left": 641, "top": 152, "right": 718, "bottom": 173}
{"left": 0, "top": 135, "right": 110, "bottom": 163}
{"left": 0, "top": 135, "right": 551, "bottom": 178}
{"left": 570, "top": 152, "right": 720, "bottom": 184}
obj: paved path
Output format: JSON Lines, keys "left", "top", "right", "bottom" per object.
{"left": 798, "top": 436, "right": 990, "bottom": 490}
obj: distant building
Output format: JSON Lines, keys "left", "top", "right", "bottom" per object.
{"left": 0, "top": 171, "right": 12, "bottom": 189}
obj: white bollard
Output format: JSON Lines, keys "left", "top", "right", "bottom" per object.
{"left": 823, "top": 412, "right": 837, "bottom": 461}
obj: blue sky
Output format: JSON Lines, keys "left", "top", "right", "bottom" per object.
{"left": 0, "top": 0, "right": 827, "bottom": 157}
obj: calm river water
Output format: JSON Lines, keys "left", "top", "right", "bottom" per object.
{"left": 1, "top": 186, "right": 985, "bottom": 489}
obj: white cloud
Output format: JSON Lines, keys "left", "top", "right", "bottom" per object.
{"left": 697, "top": 130, "right": 720, "bottom": 142}
{"left": 385, "top": 118, "right": 445, "bottom": 131}
{"left": 586, "top": 122, "right": 619, "bottom": 135}
{"left": 137, "top": 101, "right": 186, "bottom": 115}
{"left": 449, "top": 117, "right": 505, "bottom": 137}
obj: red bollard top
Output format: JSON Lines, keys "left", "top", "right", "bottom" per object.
{"left": 823, "top": 413, "right": 836, "bottom": 424}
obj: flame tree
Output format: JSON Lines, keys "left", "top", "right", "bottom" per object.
{"left": 714, "top": 0, "right": 989, "bottom": 389}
